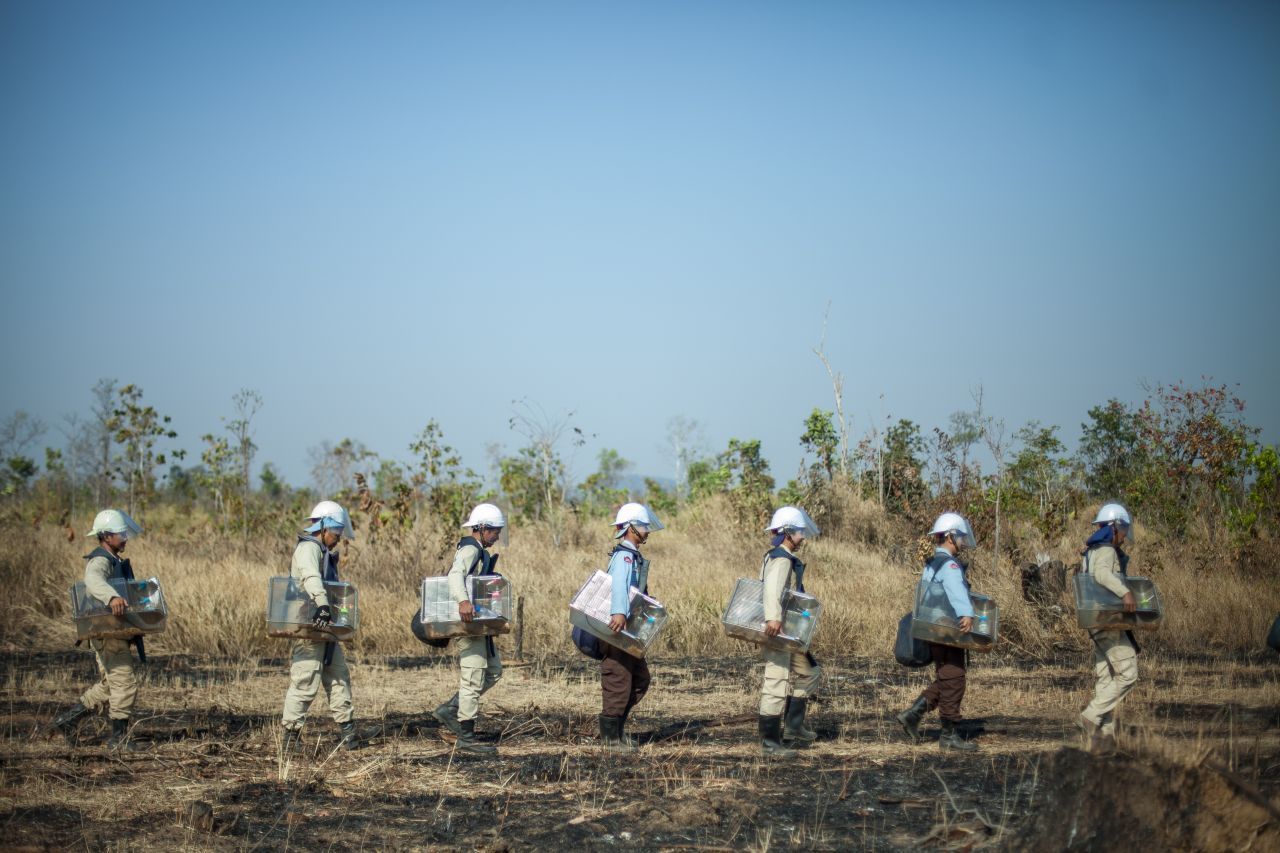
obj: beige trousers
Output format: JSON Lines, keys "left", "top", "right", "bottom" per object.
{"left": 759, "top": 647, "right": 821, "bottom": 716}
{"left": 80, "top": 637, "right": 138, "bottom": 720}
{"left": 1081, "top": 632, "right": 1138, "bottom": 735}
{"left": 457, "top": 635, "right": 502, "bottom": 722}
{"left": 281, "top": 641, "right": 353, "bottom": 730}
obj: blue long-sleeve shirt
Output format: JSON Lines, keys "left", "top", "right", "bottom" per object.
{"left": 922, "top": 548, "right": 974, "bottom": 618}
{"left": 608, "top": 541, "right": 645, "bottom": 616}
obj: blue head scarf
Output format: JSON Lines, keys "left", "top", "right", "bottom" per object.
{"left": 1085, "top": 524, "right": 1115, "bottom": 549}
{"left": 306, "top": 516, "right": 346, "bottom": 536}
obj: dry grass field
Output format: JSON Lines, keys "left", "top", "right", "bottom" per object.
{"left": 2, "top": 501, "right": 1278, "bottom": 849}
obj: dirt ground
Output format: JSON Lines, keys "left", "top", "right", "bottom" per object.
{"left": 1, "top": 649, "right": 1277, "bottom": 851}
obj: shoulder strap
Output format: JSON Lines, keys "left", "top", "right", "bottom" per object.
{"left": 458, "top": 536, "right": 489, "bottom": 575}
{"left": 925, "top": 552, "right": 952, "bottom": 583}
{"left": 761, "top": 546, "right": 803, "bottom": 589}
{"left": 84, "top": 546, "right": 117, "bottom": 564}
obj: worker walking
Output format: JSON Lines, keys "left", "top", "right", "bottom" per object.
{"left": 1078, "top": 503, "right": 1140, "bottom": 756}
{"left": 757, "top": 506, "right": 824, "bottom": 758}
{"left": 433, "top": 503, "right": 507, "bottom": 756}
{"left": 52, "top": 509, "right": 147, "bottom": 751}
{"left": 895, "top": 512, "right": 980, "bottom": 752}
{"left": 280, "top": 501, "right": 361, "bottom": 753}
{"left": 599, "top": 503, "right": 663, "bottom": 753}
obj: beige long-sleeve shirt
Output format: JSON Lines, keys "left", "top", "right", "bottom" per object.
{"left": 448, "top": 543, "right": 482, "bottom": 604}
{"left": 84, "top": 555, "right": 121, "bottom": 606}
{"left": 761, "top": 554, "right": 794, "bottom": 623}
{"left": 1086, "top": 545, "right": 1130, "bottom": 599}
{"left": 290, "top": 539, "right": 330, "bottom": 607}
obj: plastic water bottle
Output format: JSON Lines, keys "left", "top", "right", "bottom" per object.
{"left": 974, "top": 612, "right": 990, "bottom": 636}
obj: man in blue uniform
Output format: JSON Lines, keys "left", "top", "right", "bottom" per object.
{"left": 895, "top": 512, "right": 979, "bottom": 752}
{"left": 599, "top": 502, "right": 663, "bottom": 753}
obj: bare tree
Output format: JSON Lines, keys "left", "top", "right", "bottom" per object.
{"left": 974, "top": 385, "right": 1008, "bottom": 559}
{"left": 227, "top": 389, "right": 263, "bottom": 551}
{"left": 59, "top": 413, "right": 97, "bottom": 519}
{"left": 0, "top": 411, "right": 46, "bottom": 460}
{"left": 309, "top": 438, "right": 376, "bottom": 497}
{"left": 813, "top": 303, "right": 852, "bottom": 481}
{"left": 89, "top": 378, "right": 117, "bottom": 504}
{"left": 662, "top": 415, "right": 705, "bottom": 500}
{"left": 0, "top": 411, "right": 46, "bottom": 495}
{"left": 508, "top": 398, "right": 589, "bottom": 514}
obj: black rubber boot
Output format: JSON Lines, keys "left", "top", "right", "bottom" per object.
{"left": 938, "top": 719, "right": 977, "bottom": 752}
{"left": 337, "top": 721, "right": 362, "bottom": 751}
{"left": 619, "top": 707, "right": 638, "bottom": 748}
{"left": 52, "top": 702, "right": 90, "bottom": 742}
{"left": 455, "top": 719, "right": 496, "bottom": 755}
{"left": 759, "top": 715, "right": 797, "bottom": 758}
{"left": 598, "top": 715, "right": 633, "bottom": 754}
{"left": 433, "top": 694, "right": 463, "bottom": 736}
{"left": 783, "top": 697, "right": 817, "bottom": 744}
{"left": 895, "top": 697, "right": 929, "bottom": 744}
{"left": 106, "top": 718, "right": 141, "bottom": 752}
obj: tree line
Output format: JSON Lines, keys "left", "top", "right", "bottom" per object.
{"left": 3, "top": 378, "right": 1277, "bottom": 559}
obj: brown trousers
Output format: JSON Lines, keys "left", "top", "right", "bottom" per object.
{"left": 600, "top": 643, "right": 650, "bottom": 717}
{"left": 921, "top": 643, "right": 967, "bottom": 721}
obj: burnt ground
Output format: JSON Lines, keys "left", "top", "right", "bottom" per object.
{"left": 0, "top": 652, "right": 1277, "bottom": 851}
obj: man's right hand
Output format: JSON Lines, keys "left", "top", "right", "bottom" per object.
{"left": 608, "top": 613, "right": 626, "bottom": 633}
{"left": 1121, "top": 591, "right": 1137, "bottom": 613}
{"left": 764, "top": 620, "right": 782, "bottom": 637}
{"left": 108, "top": 596, "right": 127, "bottom": 617}
{"left": 958, "top": 616, "right": 973, "bottom": 633}
{"left": 458, "top": 600, "right": 475, "bottom": 623}
{"left": 312, "top": 605, "right": 333, "bottom": 630}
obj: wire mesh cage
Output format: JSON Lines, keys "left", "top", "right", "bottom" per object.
{"left": 265, "top": 577, "right": 360, "bottom": 642}
{"left": 70, "top": 577, "right": 168, "bottom": 641}
{"left": 568, "top": 570, "right": 668, "bottom": 658}
{"left": 721, "top": 578, "right": 822, "bottom": 653}
{"left": 910, "top": 583, "right": 999, "bottom": 652}
{"left": 1074, "top": 574, "right": 1163, "bottom": 631}
{"left": 418, "top": 574, "right": 513, "bottom": 640}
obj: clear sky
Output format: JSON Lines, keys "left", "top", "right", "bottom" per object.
{"left": 2, "top": 1, "right": 1278, "bottom": 490}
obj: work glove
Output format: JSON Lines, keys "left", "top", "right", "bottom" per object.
{"left": 312, "top": 605, "right": 333, "bottom": 630}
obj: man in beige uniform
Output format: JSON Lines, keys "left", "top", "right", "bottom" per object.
{"left": 281, "top": 500, "right": 360, "bottom": 753}
{"left": 433, "top": 503, "right": 506, "bottom": 756}
{"left": 758, "top": 506, "right": 822, "bottom": 757}
{"left": 52, "top": 509, "right": 145, "bottom": 751}
{"left": 1078, "top": 503, "right": 1139, "bottom": 756}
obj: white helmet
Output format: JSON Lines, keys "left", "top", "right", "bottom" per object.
{"left": 87, "top": 509, "right": 143, "bottom": 539}
{"left": 930, "top": 512, "right": 976, "bottom": 549}
{"left": 1093, "top": 503, "right": 1134, "bottom": 540}
{"left": 765, "top": 506, "right": 821, "bottom": 537}
{"left": 307, "top": 500, "right": 355, "bottom": 540}
{"left": 1093, "top": 503, "right": 1132, "bottom": 526}
{"left": 613, "top": 502, "right": 665, "bottom": 537}
{"left": 462, "top": 503, "right": 506, "bottom": 529}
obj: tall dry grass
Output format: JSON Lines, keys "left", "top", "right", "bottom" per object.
{"left": 5, "top": 492, "right": 1278, "bottom": 663}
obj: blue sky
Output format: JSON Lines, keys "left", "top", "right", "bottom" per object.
{"left": 2, "top": 1, "right": 1277, "bottom": 490}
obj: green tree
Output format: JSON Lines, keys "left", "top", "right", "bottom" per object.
{"left": 1132, "top": 380, "right": 1256, "bottom": 538}
{"left": 687, "top": 438, "right": 775, "bottom": 528}
{"left": 198, "top": 431, "right": 238, "bottom": 529}
{"left": 577, "top": 448, "right": 631, "bottom": 517}
{"left": 108, "top": 384, "right": 183, "bottom": 516}
{"left": 1006, "top": 422, "right": 1082, "bottom": 538}
{"left": 0, "top": 411, "right": 45, "bottom": 496}
{"left": 800, "top": 408, "right": 839, "bottom": 482}
{"left": 259, "top": 462, "right": 288, "bottom": 500}
{"left": 409, "top": 420, "right": 483, "bottom": 526}
{"left": 882, "top": 419, "right": 925, "bottom": 517}
{"left": 1078, "top": 400, "right": 1145, "bottom": 499}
